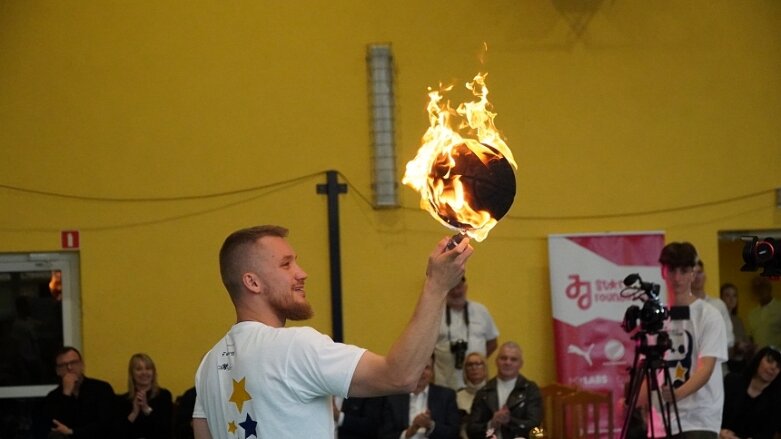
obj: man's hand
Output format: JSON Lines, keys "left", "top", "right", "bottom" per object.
{"left": 51, "top": 419, "right": 73, "bottom": 435}
{"left": 412, "top": 410, "right": 433, "bottom": 429}
{"left": 659, "top": 385, "right": 676, "bottom": 403}
{"left": 491, "top": 405, "right": 511, "bottom": 427}
{"left": 425, "top": 236, "right": 473, "bottom": 294}
{"left": 406, "top": 410, "right": 433, "bottom": 438}
{"left": 720, "top": 429, "right": 740, "bottom": 439}
{"left": 61, "top": 373, "right": 79, "bottom": 396}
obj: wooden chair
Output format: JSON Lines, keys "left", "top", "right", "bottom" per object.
{"left": 540, "top": 383, "right": 578, "bottom": 439}
{"left": 559, "top": 389, "right": 614, "bottom": 439}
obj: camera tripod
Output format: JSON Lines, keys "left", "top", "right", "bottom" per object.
{"left": 620, "top": 330, "right": 682, "bottom": 439}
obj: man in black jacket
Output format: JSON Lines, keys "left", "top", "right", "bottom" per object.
{"left": 467, "top": 342, "right": 541, "bottom": 439}
{"left": 335, "top": 396, "right": 384, "bottom": 439}
{"left": 379, "top": 355, "right": 460, "bottom": 439}
{"left": 39, "top": 346, "right": 115, "bottom": 439}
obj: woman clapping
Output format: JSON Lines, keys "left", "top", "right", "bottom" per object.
{"left": 118, "top": 353, "right": 173, "bottom": 439}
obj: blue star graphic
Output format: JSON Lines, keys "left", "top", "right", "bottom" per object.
{"left": 239, "top": 413, "right": 258, "bottom": 438}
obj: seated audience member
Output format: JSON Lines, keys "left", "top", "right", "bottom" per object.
{"left": 720, "top": 283, "right": 751, "bottom": 373}
{"left": 117, "top": 353, "right": 173, "bottom": 439}
{"left": 720, "top": 346, "right": 781, "bottom": 439}
{"left": 379, "top": 355, "right": 460, "bottom": 439}
{"left": 334, "top": 395, "right": 384, "bottom": 439}
{"left": 174, "top": 387, "right": 196, "bottom": 439}
{"left": 39, "top": 346, "right": 116, "bottom": 439}
{"left": 466, "top": 342, "right": 541, "bottom": 439}
{"left": 747, "top": 276, "right": 781, "bottom": 349}
{"left": 456, "top": 352, "right": 487, "bottom": 438}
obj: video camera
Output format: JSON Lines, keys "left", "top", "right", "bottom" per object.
{"left": 741, "top": 236, "right": 781, "bottom": 277}
{"left": 619, "top": 273, "right": 682, "bottom": 439}
{"left": 620, "top": 274, "right": 669, "bottom": 334}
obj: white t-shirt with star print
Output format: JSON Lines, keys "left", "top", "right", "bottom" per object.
{"left": 193, "top": 321, "right": 365, "bottom": 438}
{"left": 648, "top": 298, "right": 727, "bottom": 436}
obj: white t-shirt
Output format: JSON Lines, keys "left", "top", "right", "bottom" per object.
{"left": 405, "top": 386, "right": 429, "bottom": 439}
{"left": 193, "top": 321, "right": 366, "bottom": 439}
{"left": 649, "top": 299, "right": 727, "bottom": 436}
{"left": 496, "top": 377, "right": 517, "bottom": 408}
{"left": 434, "top": 301, "right": 499, "bottom": 390}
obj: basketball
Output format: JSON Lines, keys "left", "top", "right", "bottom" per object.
{"left": 428, "top": 141, "right": 516, "bottom": 229}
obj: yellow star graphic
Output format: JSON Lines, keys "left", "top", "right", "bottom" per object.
{"left": 674, "top": 362, "right": 688, "bottom": 382}
{"left": 229, "top": 377, "right": 252, "bottom": 412}
{"left": 227, "top": 421, "right": 237, "bottom": 434}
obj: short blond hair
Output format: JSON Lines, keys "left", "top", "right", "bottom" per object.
{"left": 126, "top": 353, "right": 160, "bottom": 400}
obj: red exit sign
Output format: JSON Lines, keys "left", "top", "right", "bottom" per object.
{"left": 61, "top": 230, "right": 80, "bottom": 249}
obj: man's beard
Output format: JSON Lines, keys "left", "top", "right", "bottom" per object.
{"left": 268, "top": 288, "right": 314, "bottom": 321}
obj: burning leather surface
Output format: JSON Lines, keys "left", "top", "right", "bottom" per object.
{"left": 403, "top": 72, "right": 517, "bottom": 242}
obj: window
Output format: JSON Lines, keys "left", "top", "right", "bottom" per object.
{"left": 0, "top": 252, "right": 81, "bottom": 399}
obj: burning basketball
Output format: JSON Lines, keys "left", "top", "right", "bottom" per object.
{"left": 402, "top": 71, "right": 517, "bottom": 242}
{"left": 428, "top": 140, "right": 516, "bottom": 230}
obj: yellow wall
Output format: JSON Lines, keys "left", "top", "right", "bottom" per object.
{"left": 1, "top": 1, "right": 780, "bottom": 397}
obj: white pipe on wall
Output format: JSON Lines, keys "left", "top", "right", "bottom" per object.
{"left": 367, "top": 44, "right": 398, "bottom": 208}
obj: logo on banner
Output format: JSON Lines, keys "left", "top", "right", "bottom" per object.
{"left": 565, "top": 274, "right": 633, "bottom": 310}
{"left": 565, "top": 275, "right": 592, "bottom": 309}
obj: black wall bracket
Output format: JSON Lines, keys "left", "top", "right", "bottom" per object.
{"left": 316, "top": 170, "right": 347, "bottom": 342}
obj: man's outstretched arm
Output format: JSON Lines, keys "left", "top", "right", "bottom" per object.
{"left": 348, "top": 236, "right": 474, "bottom": 396}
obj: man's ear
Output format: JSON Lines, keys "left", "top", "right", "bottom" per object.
{"left": 242, "top": 272, "right": 264, "bottom": 294}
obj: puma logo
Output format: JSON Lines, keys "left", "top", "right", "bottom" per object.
{"left": 567, "top": 343, "right": 595, "bottom": 366}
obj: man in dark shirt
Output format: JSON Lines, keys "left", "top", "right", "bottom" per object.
{"left": 39, "top": 346, "right": 115, "bottom": 439}
{"left": 334, "top": 395, "right": 384, "bottom": 439}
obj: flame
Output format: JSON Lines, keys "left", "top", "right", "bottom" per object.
{"left": 403, "top": 72, "right": 516, "bottom": 242}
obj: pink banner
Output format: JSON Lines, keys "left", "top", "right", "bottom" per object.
{"left": 548, "top": 232, "right": 666, "bottom": 431}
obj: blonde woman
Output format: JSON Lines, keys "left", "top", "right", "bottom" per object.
{"left": 118, "top": 353, "right": 173, "bottom": 439}
{"left": 457, "top": 352, "right": 488, "bottom": 438}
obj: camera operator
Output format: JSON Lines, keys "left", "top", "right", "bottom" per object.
{"left": 434, "top": 275, "right": 499, "bottom": 391}
{"left": 638, "top": 242, "right": 728, "bottom": 439}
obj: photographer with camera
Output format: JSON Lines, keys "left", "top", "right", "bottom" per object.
{"left": 637, "top": 242, "right": 728, "bottom": 439}
{"left": 434, "top": 276, "right": 499, "bottom": 391}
